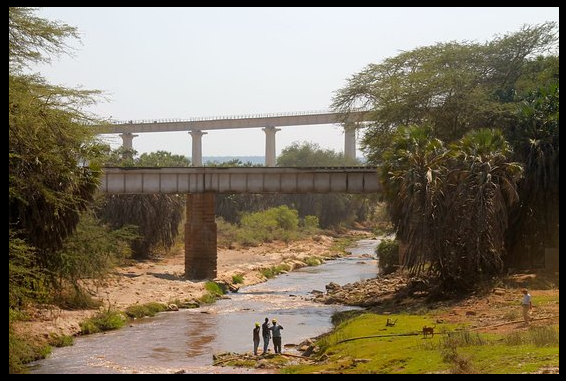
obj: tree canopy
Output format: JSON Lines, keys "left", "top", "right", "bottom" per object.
{"left": 9, "top": 7, "right": 102, "bottom": 262}
{"left": 333, "top": 22, "right": 558, "bottom": 165}
{"left": 334, "top": 22, "right": 559, "bottom": 289}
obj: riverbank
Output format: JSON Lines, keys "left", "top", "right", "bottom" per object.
{"left": 286, "top": 271, "right": 560, "bottom": 373}
{"left": 12, "top": 231, "right": 369, "bottom": 351}
{"left": 213, "top": 271, "right": 559, "bottom": 373}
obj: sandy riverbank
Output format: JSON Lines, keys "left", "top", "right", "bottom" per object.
{"left": 13, "top": 231, "right": 371, "bottom": 344}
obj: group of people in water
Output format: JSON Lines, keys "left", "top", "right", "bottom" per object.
{"left": 253, "top": 318, "right": 284, "bottom": 355}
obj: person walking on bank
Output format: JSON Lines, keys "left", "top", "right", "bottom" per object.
{"left": 253, "top": 322, "right": 261, "bottom": 355}
{"left": 261, "top": 317, "right": 271, "bottom": 354}
{"left": 521, "top": 288, "right": 533, "bottom": 325}
{"left": 270, "top": 319, "right": 284, "bottom": 354}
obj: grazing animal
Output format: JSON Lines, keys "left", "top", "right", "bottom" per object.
{"left": 422, "top": 325, "right": 436, "bottom": 338}
{"left": 386, "top": 318, "right": 398, "bottom": 327}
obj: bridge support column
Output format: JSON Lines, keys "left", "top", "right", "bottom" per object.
{"left": 189, "top": 130, "right": 207, "bottom": 166}
{"left": 344, "top": 123, "right": 356, "bottom": 162}
{"left": 120, "top": 132, "right": 138, "bottom": 150}
{"left": 263, "top": 126, "right": 281, "bottom": 167}
{"left": 185, "top": 193, "right": 217, "bottom": 280}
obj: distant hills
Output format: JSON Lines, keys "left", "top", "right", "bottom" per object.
{"left": 202, "top": 156, "right": 265, "bottom": 165}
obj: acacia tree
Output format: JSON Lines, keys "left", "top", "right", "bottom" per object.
{"left": 332, "top": 22, "right": 558, "bottom": 165}
{"left": 9, "top": 7, "right": 101, "bottom": 266}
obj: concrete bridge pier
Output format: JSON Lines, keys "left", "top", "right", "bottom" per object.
{"left": 263, "top": 126, "right": 281, "bottom": 167}
{"left": 185, "top": 193, "right": 217, "bottom": 280}
{"left": 120, "top": 132, "right": 139, "bottom": 150}
{"left": 344, "top": 123, "right": 356, "bottom": 161}
{"left": 189, "top": 130, "right": 207, "bottom": 166}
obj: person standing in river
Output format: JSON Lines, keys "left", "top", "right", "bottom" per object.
{"left": 253, "top": 322, "right": 261, "bottom": 355}
{"left": 261, "top": 317, "right": 271, "bottom": 354}
{"left": 270, "top": 319, "right": 284, "bottom": 354}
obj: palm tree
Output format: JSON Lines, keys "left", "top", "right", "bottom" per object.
{"left": 381, "top": 126, "right": 522, "bottom": 292}
{"left": 439, "top": 129, "right": 522, "bottom": 290}
{"left": 380, "top": 125, "right": 447, "bottom": 277}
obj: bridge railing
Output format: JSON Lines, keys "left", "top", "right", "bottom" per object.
{"left": 108, "top": 108, "right": 370, "bottom": 125}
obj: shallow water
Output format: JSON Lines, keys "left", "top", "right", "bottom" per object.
{"left": 29, "top": 239, "right": 380, "bottom": 374}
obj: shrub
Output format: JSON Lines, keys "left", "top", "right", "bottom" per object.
{"left": 48, "top": 334, "right": 74, "bottom": 347}
{"left": 304, "top": 215, "right": 320, "bottom": 231}
{"left": 125, "top": 302, "right": 167, "bottom": 319}
{"left": 205, "top": 281, "right": 225, "bottom": 296}
{"left": 376, "top": 239, "right": 399, "bottom": 274}
{"left": 232, "top": 274, "right": 244, "bottom": 284}
{"left": 304, "top": 256, "right": 322, "bottom": 266}
{"left": 505, "top": 326, "right": 559, "bottom": 347}
{"left": 80, "top": 310, "right": 126, "bottom": 334}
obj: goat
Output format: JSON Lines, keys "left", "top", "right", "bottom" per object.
{"left": 422, "top": 325, "right": 436, "bottom": 338}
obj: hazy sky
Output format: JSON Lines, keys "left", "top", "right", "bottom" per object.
{"left": 36, "top": 7, "right": 559, "bottom": 158}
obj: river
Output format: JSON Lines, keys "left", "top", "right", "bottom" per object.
{"left": 29, "top": 239, "right": 379, "bottom": 374}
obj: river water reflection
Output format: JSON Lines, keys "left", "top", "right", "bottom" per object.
{"left": 30, "top": 239, "right": 379, "bottom": 374}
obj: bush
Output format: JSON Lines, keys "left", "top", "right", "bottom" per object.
{"left": 198, "top": 293, "right": 217, "bottom": 305}
{"left": 9, "top": 327, "right": 51, "bottom": 374}
{"left": 48, "top": 333, "right": 74, "bottom": 347}
{"left": 260, "top": 264, "right": 291, "bottom": 279}
{"left": 125, "top": 302, "right": 167, "bottom": 319}
{"left": 376, "top": 239, "right": 399, "bottom": 274}
{"left": 205, "top": 281, "right": 225, "bottom": 296}
{"left": 304, "top": 256, "right": 322, "bottom": 266}
{"left": 237, "top": 206, "right": 300, "bottom": 245}
{"left": 80, "top": 310, "right": 126, "bottom": 334}
{"left": 232, "top": 274, "right": 244, "bottom": 284}
{"left": 303, "top": 215, "right": 320, "bottom": 231}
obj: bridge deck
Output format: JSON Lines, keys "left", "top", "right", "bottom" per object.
{"left": 101, "top": 167, "right": 379, "bottom": 194}
{"left": 94, "top": 110, "right": 370, "bottom": 134}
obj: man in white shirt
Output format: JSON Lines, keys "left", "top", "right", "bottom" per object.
{"left": 521, "top": 288, "right": 532, "bottom": 325}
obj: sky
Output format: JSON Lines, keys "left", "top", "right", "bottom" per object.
{"left": 36, "top": 7, "right": 559, "bottom": 159}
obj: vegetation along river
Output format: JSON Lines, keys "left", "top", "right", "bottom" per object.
{"left": 30, "top": 239, "right": 380, "bottom": 374}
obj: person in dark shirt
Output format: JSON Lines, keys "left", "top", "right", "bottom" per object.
{"left": 261, "top": 317, "right": 271, "bottom": 354}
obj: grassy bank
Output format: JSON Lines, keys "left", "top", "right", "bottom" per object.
{"left": 283, "top": 312, "right": 559, "bottom": 374}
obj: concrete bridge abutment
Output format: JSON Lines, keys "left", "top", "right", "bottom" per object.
{"left": 184, "top": 193, "right": 217, "bottom": 280}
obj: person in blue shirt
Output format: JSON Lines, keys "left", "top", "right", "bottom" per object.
{"left": 270, "top": 319, "right": 284, "bottom": 354}
{"left": 521, "top": 288, "right": 532, "bottom": 325}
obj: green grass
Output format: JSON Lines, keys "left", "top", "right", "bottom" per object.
{"left": 198, "top": 293, "right": 217, "bottom": 305}
{"left": 531, "top": 294, "right": 560, "bottom": 305}
{"left": 232, "top": 274, "right": 244, "bottom": 284}
{"left": 260, "top": 264, "right": 291, "bottom": 279}
{"left": 9, "top": 327, "right": 52, "bottom": 374}
{"left": 457, "top": 343, "right": 559, "bottom": 373}
{"left": 304, "top": 256, "right": 323, "bottom": 267}
{"left": 329, "top": 237, "right": 355, "bottom": 255}
{"left": 283, "top": 313, "right": 559, "bottom": 374}
{"left": 504, "top": 326, "right": 559, "bottom": 347}
{"left": 205, "top": 281, "right": 225, "bottom": 296}
{"left": 48, "top": 333, "right": 74, "bottom": 347}
{"left": 80, "top": 310, "right": 126, "bottom": 334}
{"left": 125, "top": 302, "right": 167, "bottom": 319}
{"left": 284, "top": 313, "right": 451, "bottom": 374}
